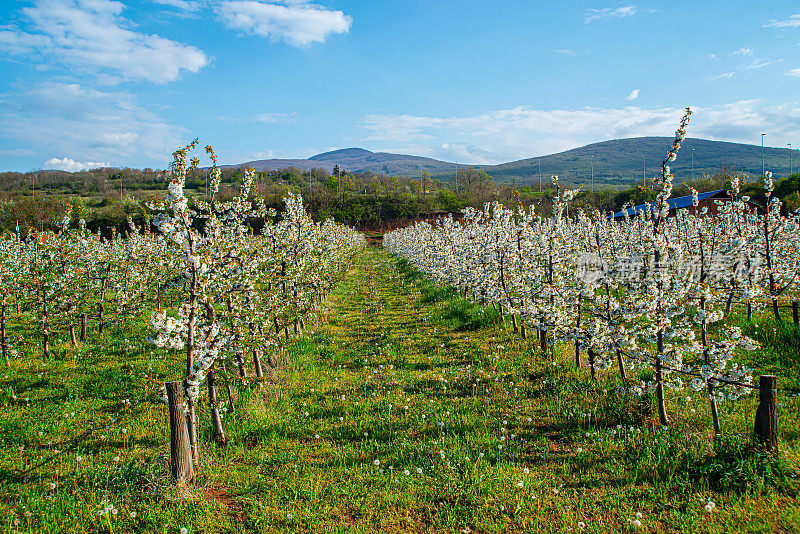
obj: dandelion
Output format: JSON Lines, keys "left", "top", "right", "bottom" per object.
{"left": 373, "top": 459, "right": 380, "bottom": 466}
{"left": 578, "top": 521, "right": 586, "bottom": 529}
{"left": 516, "top": 481, "right": 524, "bottom": 489}
{"left": 633, "top": 519, "right": 641, "bottom": 527}
{"left": 130, "top": 512, "right": 137, "bottom": 518}
{"left": 181, "top": 528, "right": 188, "bottom": 534}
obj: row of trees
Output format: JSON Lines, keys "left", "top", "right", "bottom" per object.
{"left": 385, "top": 110, "right": 800, "bottom": 434}
{"left": 0, "top": 141, "right": 366, "bottom": 484}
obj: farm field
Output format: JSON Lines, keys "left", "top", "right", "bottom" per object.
{"left": 2, "top": 246, "right": 799, "bottom": 533}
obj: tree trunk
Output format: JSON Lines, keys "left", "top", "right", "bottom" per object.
{"left": 80, "top": 313, "right": 87, "bottom": 342}
{"left": 207, "top": 364, "right": 226, "bottom": 445}
{"left": 754, "top": 375, "right": 778, "bottom": 452}
{"left": 69, "top": 324, "right": 77, "bottom": 347}
{"left": 166, "top": 381, "right": 193, "bottom": 486}
{"left": 1, "top": 298, "right": 8, "bottom": 367}
{"left": 587, "top": 347, "right": 597, "bottom": 381}
{"left": 42, "top": 298, "right": 50, "bottom": 359}
{"left": 253, "top": 350, "right": 264, "bottom": 379}
{"left": 98, "top": 277, "right": 107, "bottom": 334}
{"left": 221, "top": 360, "right": 235, "bottom": 414}
{"left": 616, "top": 350, "right": 627, "bottom": 383}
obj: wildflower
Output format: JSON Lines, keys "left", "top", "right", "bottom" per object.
{"left": 373, "top": 459, "right": 380, "bottom": 466}
{"left": 516, "top": 481, "right": 524, "bottom": 489}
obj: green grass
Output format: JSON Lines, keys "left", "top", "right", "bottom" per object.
{"left": 1, "top": 247, "right": 799, "bottom": 533}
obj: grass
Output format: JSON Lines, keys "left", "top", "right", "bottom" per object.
{"left": 1, "top": 247, "right": 799, "bottom": 532}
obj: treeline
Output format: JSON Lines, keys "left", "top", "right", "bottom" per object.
{"left": 1, "top": 163, "right": 798, "bottom": 236}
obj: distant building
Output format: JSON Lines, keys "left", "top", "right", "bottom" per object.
{"left": 612, "top": 189, "right": 757, "bottom": 219}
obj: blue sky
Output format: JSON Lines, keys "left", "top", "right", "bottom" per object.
{"left": 0, "top": 0, "right": 799, "bottom": 172}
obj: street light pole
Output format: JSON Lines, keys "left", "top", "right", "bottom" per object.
{"left": 762, "top": 133, "right": 766, "bottom": 176}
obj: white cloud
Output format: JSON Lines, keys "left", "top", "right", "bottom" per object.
{"left": 747, "top": 61, "right": 771, "bottom": 69}
{"left": 217, "top": 1, "right": 352, "bottom": 46}
{"left": 0, "top": 82, "right": 189, "bottom": 167}
{"left": 714, "top": 71, "right": 735, "bottom": 79}
{"left": 733, "top": 47, "right": 753, "bottom": 56}
{"left": 763, "top": 14, "right": 800, "bottom": 28}
{"left": 585, "top": 5, "right": 636, "bottom": 24}
{"left": 360, "top": 101, "right": 800, "bottom": 165}
{"left": 0, "top": 0, "right": 208, "bottom": 84}
{"left": 787, "top": 68, "right": 800, "bottom": 77}
{"left": 43, "top": 157, "right": 110, "bottom": 171}
{"left": 254, "top": 111, "right": 297, "bottom": 123}
{"left": 151, "top": 0, "right": 204, "bottom": 11}
{"left": 626, "top": 89, "right": 639, "bottom": 101}
{"left": 554, "top": 48, "right": 576, "bottom": 56}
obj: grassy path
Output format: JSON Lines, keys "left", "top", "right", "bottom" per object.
{"left": 210, "top": 247, "right": 800, "bottom": 533}
{"left": 2, "top": 247, "right": 799, "bottom": 533}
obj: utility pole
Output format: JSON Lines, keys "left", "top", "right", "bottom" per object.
{"left": 789, "top": 143, "right": 793, "bottom": 176}
{"left": 538, "top": 160, "right": 542, "bottom": 192}
{"left": 591, "top": 155, "right": 594, "bottom": 192}
{"left": 762, "top": 133, "right": 766, "bottom": 176}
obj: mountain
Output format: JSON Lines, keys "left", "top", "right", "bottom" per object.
{"left": 235, "top": 147, "right": 461, "bottom": 175}
{"left": 229, "top": 138, "right": 798, "bottom": 187}
{"left": 482, "top": 137, "right": 798, "bottom": 188}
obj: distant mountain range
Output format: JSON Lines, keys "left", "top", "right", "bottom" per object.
{"left": 231, "top": 138, "right": 799, "bottom": 187}
{"left": 231, "top": 147, "right": 460, "bottom": 176}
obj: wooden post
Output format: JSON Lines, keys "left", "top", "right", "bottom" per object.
{"left": 754, "top": 374, "right": 778, "bottom": 452}
{"left": 80, "top": 313, "right": 87, "bottom": 342}
{"left": 793, "top": 301, "right": 798, "bottom": 325}
{"left": 166, "top": 381, "right": 193, "bottom": 486}
{"left": 69, "top": 324, "right": 77, "bottom": 346}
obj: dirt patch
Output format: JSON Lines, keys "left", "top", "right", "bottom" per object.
{"left": 207, "top": 486, "right": 248, "bottom": 522}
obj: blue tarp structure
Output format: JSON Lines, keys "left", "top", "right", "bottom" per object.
{"left": 612, "top": 189, "right": 725, "bottom": 219}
